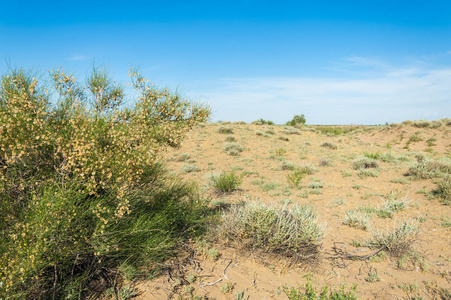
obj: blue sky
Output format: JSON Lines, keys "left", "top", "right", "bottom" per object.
{"left": 1, "top": 0, "right": 450, "bottom": 124}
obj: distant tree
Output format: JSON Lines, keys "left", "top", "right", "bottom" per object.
{"left": 286, "top": 114, "right": 306, "bottom": 126}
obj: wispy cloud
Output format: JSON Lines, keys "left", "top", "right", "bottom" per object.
{"left": 194, "top": 57, "right": 451, "bottom": 124}
{"left": 68, "top": 55, "right": 88, "bottom": 61}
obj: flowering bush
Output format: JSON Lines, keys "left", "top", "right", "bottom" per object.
{"left": 0, "top": 67, "right": 210, "bottom": 298}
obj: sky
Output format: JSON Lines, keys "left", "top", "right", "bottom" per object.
{"left": 1, "top": 0, "right": 451, "bottom": 124}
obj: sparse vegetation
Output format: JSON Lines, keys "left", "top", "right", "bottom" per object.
{"left": 435, "top": 176, "right": 451, "bottom": 205}
{"left": 320, "top": 142, "right": 338, "bottom": 150}
{"left": 283, "top": 277, "right": 358, "bottom": 300}
{"left": 406, "top": 155, "right": 451, "bottom": 179}
{"left": 224, "top": 142, "right": 245, "bottom": 155}
{"left": 343, "top": 211, "right": 371, "bottom": 230}
{"left": 217, "top": 202, "right": 325, "bottom": 260}
{"left": 253, "top": 118, "right": 274, "bottom": 125}
{"left": 352, "top": 157, "right": 379, "bottom": 169}
{"left": 218, "top": 125, "right": 234, "bottom": 134}
{"left": 367, "top": 220, "right": 418, "bottom": 257}
{"left": 209, "top": 170, "right": 243, "bottom": 192}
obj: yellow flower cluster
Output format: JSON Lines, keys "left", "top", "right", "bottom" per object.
{"left": 0, "top": 67, "right": 210, "bottom": 295}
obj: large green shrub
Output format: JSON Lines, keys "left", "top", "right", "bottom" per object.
{"left": 0, "top": 67, "right": 210, "bottom": 298}
{"left": 286, "top": 114, "right": 306, "bottom": 126}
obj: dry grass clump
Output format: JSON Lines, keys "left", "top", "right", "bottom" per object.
{"left": 218, "top": 126, "right": 234, "bottom": 134}
{"left": 320, "top": 142, "right": 338, "bottom": 150}
{"left": 224, "top": 142, "right": 245, "bottom": 156}
{"left": 282, "top": 127, "right": 301, "bottom": 135}
{"left": 175, "top": 152, "right": 191, "bottom": 162}
{"left": 217, "top": 202, "right": 325, "bottom": 260}
{"left": 225, "top": 135, "right": 236, "bottom": 142}
{"left": 352, "top": 157, "right": 379, "bottom": 169}
{"left": 343, "top": 211, "right": 371, "bottom": 230}
{"left": 406, "top": 155, "right": 451, "bottom": 179}
{"left": 367, "top": 220, "right": 418, "bottom": 257}
{"left": 435, "top": 176, "right": 451, "bottom": 205}
{"left": 319, "top": 158, "right": 330, "bottom": 167}
{"left": 281, "top": 161, "right": 297, "bottom": 171}
{"left": 411, "top": 119, "right": 432, "bottom": 128}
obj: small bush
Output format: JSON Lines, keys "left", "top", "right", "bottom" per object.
{"left": 281, "top": 161, "right": 297, "bottom": 171}
{"left": 343, "top": 211, "right": 371, "bottom": 230}
{"left": 435, "top": 176, "right": 451, "bottom": 205}
{"left": 210, "top": 171, "right": 243, "bottom": 192}
{"left": 319, "top": 159, "right": 330, "bottom": 167}
{"left": 411, "top": 119, "right": 431, "bottom": 128}
{"left": 298, "top": 164, "right": 316, "bottom": 175}
{"left": 217, "top": 203, "right": 325, "bottom": 260}
{"left": 308, "top": 181, "right": 324, "bottom": 189}
{"left": 352, "top": 157, "right": 379, "bottom": 169}
{"left": 225, "top": 135, "right": 237, "bottom": 142}
{"left": 286, "top": 169, "right": 305, "bottom": 188}
{"left": 406, "top": 157, "right": 451, "bottom": 179}
{"left": 279, "top": 136, "right": 289, "bottom": 141}
{"left": 367, "top": 220, "right": 418, "bottom": 257}
{"left": 224, "top": 142, "right": 244, "bottom": 155}
{"left": 320, "top": 142, "right": 337, "bottom": 150}
{"left": 218, "top": 126, "right": 234, "bottom": 134}
{"left": 265, "top": 127, "right": 276, "bottom": 135}
{"left": 408, "top": 134, "right": 423, "bottom": 143}
{"left": 275, "top": 147, "right": 287, "bottom": 156}
{"left": 253, "top": 118, "right": 274, "bottom": 125}
{"left": 283, "top": 127, "right": 302, "bottom": 135}
{"left": 182, "top": 163, "right": 200, "bottom": 173}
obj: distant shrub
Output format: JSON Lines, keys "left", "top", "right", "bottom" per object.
{"left": 265, "top": 127, "right": 275, "bottom": 135}
{"left": 209, "top": 171, "right": 243, "bottom": 192}
{"left": 283, "top": 127, "right": 302, "bottom": 135}
{"left": 224, "top": 142, "right": 244, "bottom": 155}
{"left": 275, "top": 147, "right": 287, "bottom": 156}
{"left": 279, "top": 136, "right": 290, "bottom": 141}
{"left": 217, "top": 202, "right": 325, "bottom": 260}
{"left": 182, "top": 163, "right": 200, "bottom": 173}
{"left": 408, "top": 134, "right": 423, "bottom": 143}
{"left": 225, "top": 135, "right": 236, "bottom": 142}
{"left": 411, "top": 119, "right": 431, "bottom": 128}
{"left": 218, "top": 125, "right": 234, "bottom": 134}
{"left": 435, "top": 176, "right": 451, "bottom": 205}
{"left": 0, "top": 67, "right": 210, "bottom": 298}
{"left": 352, "top": 157, "right": 379, "bottom": 169}
{"left": 281, "top": 161, "right": 297, "bottom": 171}
{"left": 252, "top": 118, "right": 274, "bottom": 125}
{"left": 320, "top": 142, "right": 337, "bottom": 150}
{"left": 286, "top": 114, "right": 306, "bottom": 127}
{"left": 319, "top": 159, "right": 330, "bottom": 167}
{"left": 406, "top": 156, "right": 451, "bottom": 179}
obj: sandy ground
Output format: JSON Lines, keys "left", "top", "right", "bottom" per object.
{"left": 132, "top": 122, "right": 451, "bottom": 300}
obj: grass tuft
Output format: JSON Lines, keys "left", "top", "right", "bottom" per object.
{"left": 367, "top": 220, "right": 418, "bottom": 257}
{"left": 217, "top": 202, "right": 325, "bottom": 260}
{"left": 209, "top": 170, "right": 243, "bottom": 192}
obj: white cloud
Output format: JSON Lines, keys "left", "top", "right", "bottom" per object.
{"left": 193, "top": 59, "right": 451, "bottom": 124}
